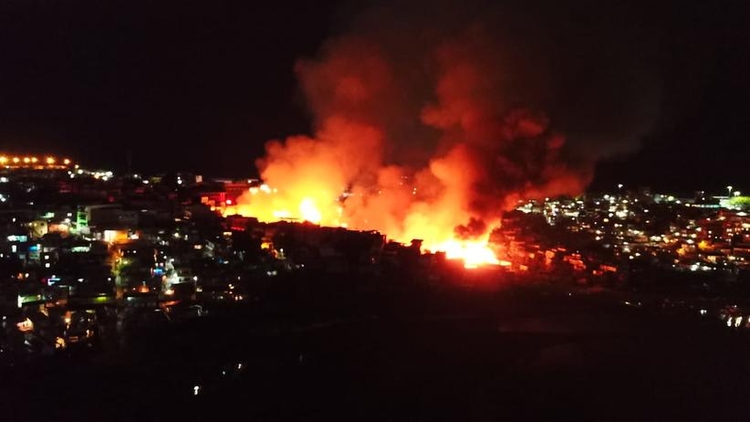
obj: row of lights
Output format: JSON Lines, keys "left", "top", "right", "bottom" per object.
{"left": 0, "top": 156, "right": 72, "bottom": 166}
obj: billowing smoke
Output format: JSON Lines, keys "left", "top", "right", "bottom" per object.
{"left": 234, "top": 0, "right": 660, "bottom": 250}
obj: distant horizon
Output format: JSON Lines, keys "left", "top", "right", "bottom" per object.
{"left": 2, "top": 153, "right": 735, "bottom": 200}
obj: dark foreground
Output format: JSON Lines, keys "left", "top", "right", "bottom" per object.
{"left": 2, "top": 282, "right": 750, "bottom": 421}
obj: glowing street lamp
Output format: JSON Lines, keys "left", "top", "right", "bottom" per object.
{"left": 727, "top": 185, "right": 733, "bottom": 197}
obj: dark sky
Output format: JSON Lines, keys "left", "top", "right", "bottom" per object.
{"left": 0, "top": 0, "right": 748, "bottom": 195}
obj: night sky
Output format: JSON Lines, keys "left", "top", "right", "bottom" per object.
{"left": 0, "top": 0, "right": 747, "bottom": 195}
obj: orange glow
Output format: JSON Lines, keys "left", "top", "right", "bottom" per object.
{"left": 221, "top": 124, "right": 509, "bottom": 268}
{"left": 299, "top": 198, "right": 322, "bottom": 224}
{"left": 223, "top": 125, "right": 508, "bottom": 270}
{"left": 431, "top": 238, "right": 501, "bottom": 268}
{"left": 0, "top": 154, "right": 73, "bottom": 168}
{"left": 225, "top": 181, "right": 506, "bottom": 268}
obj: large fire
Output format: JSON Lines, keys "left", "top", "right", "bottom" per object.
{"left": 225, "top": 182, "right": 508, "bottom": 269}
{"left": 434, "top": 238, "right": 503, "bottom": 269}
{"left": 224, "top": 12, "right": 615, "bottom": 269}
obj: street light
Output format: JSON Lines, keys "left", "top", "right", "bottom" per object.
{"left": 727, "top": 185, "right": 733, "bottom": 197}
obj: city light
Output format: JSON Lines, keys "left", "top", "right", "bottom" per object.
{"left": 0, "top": 154, "right": 73, "bottom": 168}
{"left": 16, "top": 318, "right": 34, "bottom": 332}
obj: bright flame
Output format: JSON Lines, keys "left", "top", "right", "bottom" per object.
{"left": 222, "top": 171, "right": 510, "bottom": 268}
{"left": 299, "top": 198, "right": 322, "bottom": 224}
{"left": 432, "top": 239, "right": 501, "bottom": 269}
{"left": 223, "top": 184, "right": 508, "bottom": 268}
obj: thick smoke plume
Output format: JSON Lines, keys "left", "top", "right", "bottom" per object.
{"left": 235, "top": 0, "right": 659, "bottom": 249}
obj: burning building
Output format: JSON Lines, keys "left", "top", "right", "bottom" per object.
{"left": 225, "top": 1, "right": 658, "bottom": 268}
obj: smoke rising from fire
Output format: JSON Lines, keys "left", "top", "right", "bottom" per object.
{"left": 235, "top": 0, "right": 660, "bottom": 250}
